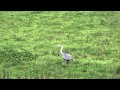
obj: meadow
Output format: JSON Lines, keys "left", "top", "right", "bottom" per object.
{"left": 0, "top": 11, "right": 120, "bottom": 79}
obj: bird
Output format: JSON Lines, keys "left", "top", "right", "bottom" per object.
{"left": 57, "top": 44, "right": 73, "bottom": 64}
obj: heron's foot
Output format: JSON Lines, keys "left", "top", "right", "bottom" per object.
{"left": 61, "top": 64, "right": 67, "bottom": 68}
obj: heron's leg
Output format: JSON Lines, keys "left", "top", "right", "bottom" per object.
{"left": 66, "top": 61, "right": 69, "bottom": 64}
{"left": 72, "top": 58, "right": 73, "bottom": 61}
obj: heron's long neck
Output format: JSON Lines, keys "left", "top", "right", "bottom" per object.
{"left": 60, "top": 46, "right": 63, "bottom": 55}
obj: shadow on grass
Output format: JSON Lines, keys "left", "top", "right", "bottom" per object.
{"left": 0, "top": 47, "right": 38, "bottom": 66}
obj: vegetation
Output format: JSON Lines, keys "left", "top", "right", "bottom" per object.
{"left": 0, "top": 11, "right": 120, "bottom": 79}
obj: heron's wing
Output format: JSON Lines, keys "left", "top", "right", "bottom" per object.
{"left": 63, "top": 53, "right": 72, "bottom": 60}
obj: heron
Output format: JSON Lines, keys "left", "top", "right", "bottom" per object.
{"left": 57, "top": 45, "right": 73, "bottom": 64}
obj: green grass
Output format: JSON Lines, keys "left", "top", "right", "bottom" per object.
{"left": 0, "top": 11, "right": 120, "bottom": 79}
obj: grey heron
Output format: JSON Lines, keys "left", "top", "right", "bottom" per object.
{"left": 57, "top": 45, "right": 73, "bottom": 64}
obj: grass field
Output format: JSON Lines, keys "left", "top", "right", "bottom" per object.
{"left": 0, "top": 11, "right": 120, "bottom": 79}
